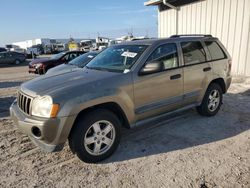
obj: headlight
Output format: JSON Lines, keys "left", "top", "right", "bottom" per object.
{"left": 35, "top": 63, "right": 42, "bottom": 68}
{"left": 31, "top": 96, "right": 59, "bottom": 118}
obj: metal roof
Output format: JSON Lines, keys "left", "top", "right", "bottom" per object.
{"left": 145, "top": 0, "right": 204, "bottom": 8}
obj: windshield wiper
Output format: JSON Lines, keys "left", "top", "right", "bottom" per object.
{"left": 86, "top": 66, "right": 112, "bottom": 72}
{"left": 68, "top": 63, "right": 78, "bottom": 67}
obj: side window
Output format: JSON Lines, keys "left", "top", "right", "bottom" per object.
{"left": 78, "top": 52, "right": 84, "bottom": 56}
{"left": 68, "top": 53, "right": 77, "bottom": 61}
{"left": 147, "top": 43, "right": 178, "bottom": 70}
{"left": 62, "top": 54, "right": 69, "bottom": 61}
{"left": 181, "top": 41, "right": 206, "bottom": 65}
{"left": 205, "top": 41, "right": 226, "bottom": 61}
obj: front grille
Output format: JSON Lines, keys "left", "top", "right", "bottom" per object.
{"left": 17, "top": 92, "right": 33, "bottom": 115}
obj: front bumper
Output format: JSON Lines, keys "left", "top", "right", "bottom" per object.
{"left": 28, "top": 64, "right": 44, "bottom": 74}
{"left": 28, "top": 69, "right": 38, "bottom": 74}
{"left": 10, "top": 101, "right": 74, "bottom": 152}
{"left": 28, "top": 66, "right": 39, "bottom": 74}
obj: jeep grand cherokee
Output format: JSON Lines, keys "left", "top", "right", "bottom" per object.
{"left": 10, "top": 35, "right": 232, "bottom": 163}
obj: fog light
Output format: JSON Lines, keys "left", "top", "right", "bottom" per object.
{"left": 31, "top": 126, "right": 42, "bottom": 138}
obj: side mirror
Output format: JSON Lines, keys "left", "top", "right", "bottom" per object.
{"left": 139, "top": 60, "right": 163, "bottom": 75}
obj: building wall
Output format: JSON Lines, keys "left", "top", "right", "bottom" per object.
{"left": 12, "top": 38, "right": 89, "bottom": 50}
{"left": 158, "top": 0, "right": 250, "bottom": 76}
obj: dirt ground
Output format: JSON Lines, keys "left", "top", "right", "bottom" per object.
{"left": 0, "top": 62, "right": 249, "bottom": 188}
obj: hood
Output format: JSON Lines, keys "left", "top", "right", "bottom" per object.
{"left": 21, "top": 68, "right": 120, "bottom": 96}
{"left": 29, "top": 58, "right": 53, "bottom": 65}
{"left": 45, "top": 64, "right": 80, "bottom": 76}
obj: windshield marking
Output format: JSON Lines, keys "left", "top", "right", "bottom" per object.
{"left": 121, "top": 51, "right": 137, "bottom": 58}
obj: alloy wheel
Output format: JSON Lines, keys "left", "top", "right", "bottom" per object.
{"left": 208, "top": 89, "right": 220, "bottom": 112}
{"left": 84, "top": 120, "right": 116, "bottom": 156}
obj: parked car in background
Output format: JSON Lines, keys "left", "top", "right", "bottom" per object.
{"left": 46, "top": 51, "right": 99, "bottom": 75}
{"left": 54, "top": 43, "right": 66, "bottom": 53}
{"left": 29, "top": 51, "right": 85, "bottom": 74}
{"left": 10, "top": 35, "right": 232, "bottom": 163}
{"left": 26, "top": 47, "right": 39, "bottom": 59}
{"left": 26, "top": 44, "right": 44, "bottom": 58}
{"left": 0, "top": 51, "right": 26, "bottom": 65}
{"left": 0, "top": 47, "right": 7, "bottom": 52}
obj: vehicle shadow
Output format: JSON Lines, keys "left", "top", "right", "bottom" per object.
{"left": 103, "top": 90, "right": 250, "bottom": 163}
{"left": 0, "top": 96, "right": 15, "bottom": 118}
{"left": 0, "top": 81, "right": 23, "bottom": 89}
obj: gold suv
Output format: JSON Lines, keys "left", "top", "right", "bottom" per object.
{"left": 10, "top": 35, "right": 232, "bottom": 163}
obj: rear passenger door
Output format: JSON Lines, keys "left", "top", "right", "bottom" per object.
{"left": 181, "top": 41, "right": 212, "bottom": 106}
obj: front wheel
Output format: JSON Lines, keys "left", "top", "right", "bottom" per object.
{"left": 69, "top": 109, "right": 121, "bottom": 163}
{"left": 196, "top": 83, "right": 223, "bottom": 116}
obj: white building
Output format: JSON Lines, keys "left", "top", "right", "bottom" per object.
{"left": 12, "top": 38, "right": 88, "bottom": 50}
{"left": 145, "top": 0, "right": 250, "bottom": 76}
{"left": 12, "top": 38, "right": 52, "bottom": 50}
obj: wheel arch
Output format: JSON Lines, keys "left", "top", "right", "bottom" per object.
{"left": 72, "top": 102, "right": 131, "bottom": 131}
{"left": 209, "top": 78, "right": 226, "bottom": 93}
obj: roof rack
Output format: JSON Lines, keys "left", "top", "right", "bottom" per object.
{"left": 170, "top": 34, "right": 213, "bottom": 38}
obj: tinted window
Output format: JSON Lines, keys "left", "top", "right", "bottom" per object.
{"left": 69, "top": 52, "right": 98, "bottom": 68}
{"left": 68, "top": 53, "right": 77, "bottom": 61}
{"left": 181, "top": 41, "right": 206, "bottom": 65}
{"left": 147, "top": 43, "right": 178, "bottom": 70}
{"left": 205, "top": 41, "right": 226, "bottom": 60}
{"left": 50, "top": 52, "right": 66, "bottom": 60}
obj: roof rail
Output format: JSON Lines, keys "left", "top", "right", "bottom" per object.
{"left": 170, "top": 34, "right": 213, "bottom": 38}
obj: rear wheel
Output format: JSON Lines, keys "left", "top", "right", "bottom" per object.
{"left": 196, "top": 83, "right": 223, "bottom": 116}
{"left": 69, "top": 109, "right": 121, "bottom": 163}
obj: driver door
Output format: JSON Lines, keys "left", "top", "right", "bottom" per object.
{"left": 5, "top": 52, "right": 14, "bottom": 64}
{"left": 133, "top": 43, "right": 184, "bottom": 121}
{"left": 0, "top": 53, "right": 7, "bottom": 64}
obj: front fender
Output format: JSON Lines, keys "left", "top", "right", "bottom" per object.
{"left": 58, "top": 88, "right": 135, "bottom": 125}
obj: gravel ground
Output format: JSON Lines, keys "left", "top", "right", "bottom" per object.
{"left": 0, "top": 63, "right": 249, "bottom": 188}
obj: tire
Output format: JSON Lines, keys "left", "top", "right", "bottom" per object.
{"left": 38, "top": 68, "right": 43, "bottom": 75}
{"left": 196, "top": 83, "right": 223, "bottom": 116}
{"left": 69, "top": 109, "right": 121, "bottom": 163}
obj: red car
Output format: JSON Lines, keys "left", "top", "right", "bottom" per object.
{"left": 29, "top": 51, "right": 85, "bottom": 74}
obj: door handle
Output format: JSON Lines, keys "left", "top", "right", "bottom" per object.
{"left": 170, "top": 74, "right": 181, "bottom": 80}
{"left": 203, "top": 67, "right": 211, "bottom": 72}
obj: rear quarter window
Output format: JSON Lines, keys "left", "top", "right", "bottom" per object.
{"left": 205, "top": 41, "right": 226, "bottom": 61}
{"left": 181, "top": 41, "right": 206, "bottom": 65}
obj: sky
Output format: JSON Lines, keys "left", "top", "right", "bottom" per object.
{"left": 0, "top": 0, "right": 158, "bottom": 46}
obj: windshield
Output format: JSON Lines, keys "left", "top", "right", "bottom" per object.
{"left": 86, "top": 45, "right": 147, "bottom": 72}
{"left": 50, "top": 52, "right": 66, "bottom": 60}
{"left": 69, "top": 52, "right": 98, "bottom": 68}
